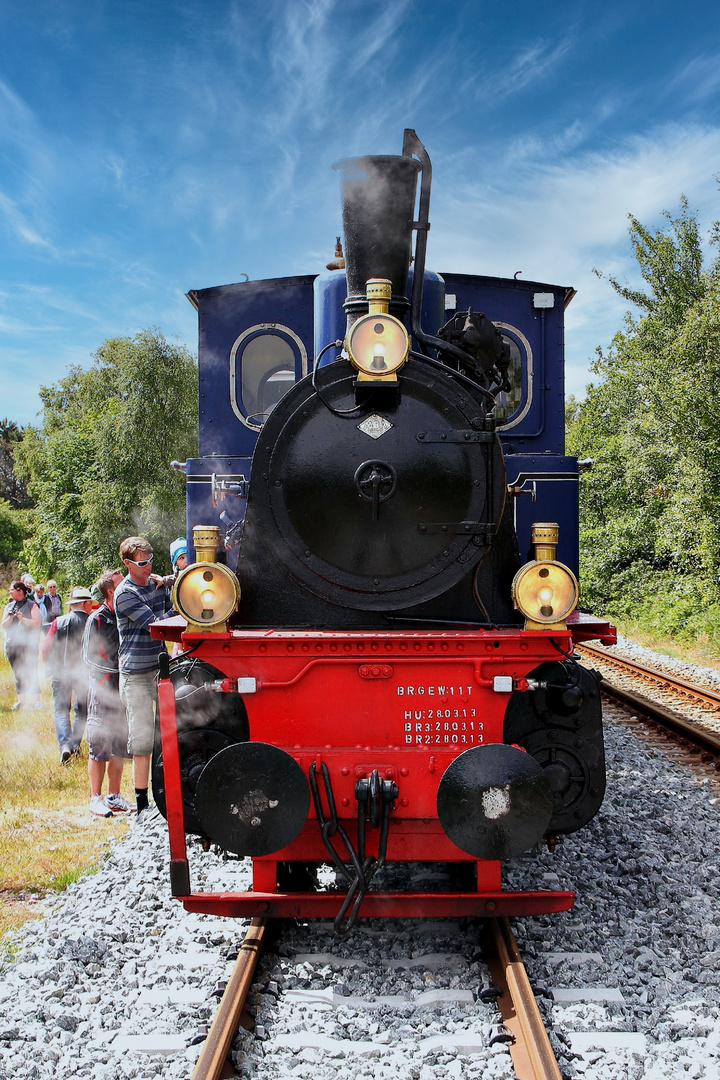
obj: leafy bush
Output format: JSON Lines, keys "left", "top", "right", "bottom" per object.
{"left": 570, "top": 198, "right": 720, "bottom": 650}
{"left": 0, "top": 504, "right": 30, "bottom": 571}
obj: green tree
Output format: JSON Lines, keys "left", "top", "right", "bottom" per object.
{"left": 595, "top": 196, "right": 708, "bottom": 326}
{"left": 569, "top": 197, "right": 720, "bottom": 641}
{"left": 564, "top": 393, "right": 581, "bottom": 437}
{"left": 0, "top": 419, "right": 31, "bottom": 508}
{"left": 16, "top": 329, "right": 197, "bottom": 585}
{"left": 0, "top": 504, "right": 29, "bottom": 568}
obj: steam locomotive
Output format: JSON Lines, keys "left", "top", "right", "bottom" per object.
{"left": 152, "top": 130, "right": 616, "bottom": 931}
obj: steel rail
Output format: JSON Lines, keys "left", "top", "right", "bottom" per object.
{"left": 485, "top": 916, "right": 562, "bottom": 1080}
{"left": 577, "top": 644, "right": 720, "bottom": 756}
{"left": 577, "top": 642, "right": 720, "bottom": 709}
{"left": 191, "top": 917, "right": 269, "bottom": 1080}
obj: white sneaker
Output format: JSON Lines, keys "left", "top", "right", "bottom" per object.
{"left": 105, "top": 793, "right": 135, "bottom": 813}
{"left": 90, "top": 795, "right": 112, "bottom": 818}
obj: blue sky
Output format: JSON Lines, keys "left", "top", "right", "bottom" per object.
{"left": 2, "top": 0, "right": 720, "bottom": 427}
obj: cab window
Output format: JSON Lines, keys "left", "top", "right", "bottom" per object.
{"left": 230, "top": 325, "right": 307, "bottom": 430}
{"left": 492, "top": 324, "right": 532, "bottom": 428}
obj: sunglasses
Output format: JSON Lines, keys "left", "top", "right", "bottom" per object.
{"left": 127, "top": 555, "right": 154, "bottom": 567}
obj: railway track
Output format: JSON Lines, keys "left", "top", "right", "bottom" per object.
{"left": 485, "top": 917, "right": 562, "bottom": 1080}
{"left": 191, "top": 914, "right": 563, "bottom": 1080}
{"left": 191, "top": 917, "right": 269, "bottom": 1080}
{"left": 577, "top": 641, "right": 720, "bottom": 756}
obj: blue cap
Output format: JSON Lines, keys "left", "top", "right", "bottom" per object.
{"left": 170, "top": 537, "right": 187, "bottom": 568}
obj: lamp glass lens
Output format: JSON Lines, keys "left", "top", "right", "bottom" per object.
{"left": 349, "top": 315, "right": 407, "bottom": 374}
{"left": 177, "top": 566, "right": 237, "bottom": 624}
{"left": 516, "top": 563, "right": 577, "bottom": 621}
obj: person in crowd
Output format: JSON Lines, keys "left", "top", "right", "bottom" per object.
{"left": 114, "top": 536, "right": 175, "bottom": 816}
{"left": 156, "top": 537, "right": 188, "bottom": 589}
{"left": 83, "top": 568, "right": 134, "bottom": 817}
{"left": 46, "top": 580, "right": 63, "bottom": 623}
{"left": 42, "top": 586, "right": 94, "bottom": 763}
{"left": 152, "top": 539, "right": 188, "bottom": 658}
{"left": 21, "top": 573, "right": 36, "bottom": 593}
{"left": 33, "top": 583, "right": 53, "bottom": 635}
{"left": 170, "top": 538, "right": 187, "bottom": 574}
{"left": 2, "top": 581, "right": 42, "bottom": 710}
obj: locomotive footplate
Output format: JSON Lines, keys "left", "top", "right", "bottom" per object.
{"left": 178, "top": 889, "right": 575, "bottom": 920}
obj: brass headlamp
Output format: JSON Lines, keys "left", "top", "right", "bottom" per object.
{"left": 172, "top": 525, "right": 241, "bottom": 632}
{"left": 511, "top": 523, "right": 579, "bottom": 630}
{"left": 346, "top": 278, "right": 410, "bottom": 382}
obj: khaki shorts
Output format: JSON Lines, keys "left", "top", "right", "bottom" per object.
{"left": 87, "top": 681, "right": 131, "bottom": 762}
{"left": 119, "top": 670, "right": 158, "bottom": 756}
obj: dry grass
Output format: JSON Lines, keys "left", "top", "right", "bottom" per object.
{"left": 0, "top": 652, "right": 135, "bottom": 946}
{"left": 614, "top": 620, "right": 720, "bottom": 673}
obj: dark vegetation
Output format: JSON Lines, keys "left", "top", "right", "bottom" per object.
{"left": 568, "top": 195, "right": 720, "bottom": 647}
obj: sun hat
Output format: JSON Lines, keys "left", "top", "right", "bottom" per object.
{"left": 68, "top": 586, "right": 93, "bottom": 605}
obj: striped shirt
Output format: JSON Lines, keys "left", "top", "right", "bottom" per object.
{"left": 114, "top": 576, "right": 174, "bottom": 674}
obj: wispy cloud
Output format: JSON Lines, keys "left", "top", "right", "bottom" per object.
{"left": 671, "top": 50, "right": 720, "bottom": 102}
{"left": 101, "top": 153, "right": 126, "bottom": 189}
{"left": 434, "top": 123, "right": 720, "bottom": 270}
{"left": 0, "top": 78, "right": 45, "bottom": 159}
{"left": 498, "top": 37, "right": 574, "bottom": 96}
{"left": 0, "top": 79, "right": 57, "bottom": 249}
{"left": 344, "top": 0, "right": 413, "bottom": 77}
{"left": 266, "top": 0, "right": 339, "bottom": 134}
{"left": 429, "top": 121, "right": 720, "bottom": 397}
{"left": 0, "top": 191, "right": 54, "bottom": 249}
{"left": 0, "top": 283, "right": 103, "bottom": 330}
{"left": 465, "top": 35, "right": 574, "bottom": 103}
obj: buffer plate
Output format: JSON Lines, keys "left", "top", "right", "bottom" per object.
{"left": 195, "top": 742, "right": 310, "bottom": 856}
{"left": 437, "top": 743, "right": 553, "bottom": 859}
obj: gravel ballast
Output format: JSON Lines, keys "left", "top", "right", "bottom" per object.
{"left": 602, "top": 635, "right": 720, "bottom": 693}
{"left": 0, "top": 815, "right": 251, "bottom": 1080}
{"left": 2, "top": 638, "right": 720, "bottom": 1079}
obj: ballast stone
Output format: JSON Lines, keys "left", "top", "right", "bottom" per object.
{"left": 544, "top": 951, "right": 604, "bottom": 966}
{"left": 550, "top": 987, "right": 625, "bottom": 1003}
{"left": 111, "top": 1033, "right": 188, "bottom": 1055}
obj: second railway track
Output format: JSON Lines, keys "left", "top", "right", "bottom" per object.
{"left": 577, "top": 641, "right": 720, "bottom": 755}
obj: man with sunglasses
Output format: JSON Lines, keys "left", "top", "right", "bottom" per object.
{"left": 114, "top": 536, "right": 175, "bottom": 816}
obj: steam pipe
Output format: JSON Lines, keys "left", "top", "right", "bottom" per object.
{"left": 403, "top": 129, "right": 495, "bottom": 388}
